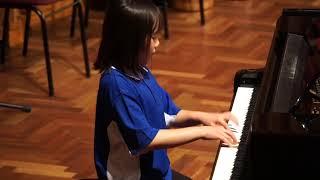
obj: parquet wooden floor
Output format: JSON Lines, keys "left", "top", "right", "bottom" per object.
{"left": 1, "top": 0, "right": 320, "bottom": 179}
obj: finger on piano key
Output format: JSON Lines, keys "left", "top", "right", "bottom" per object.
{"left": 229, "top": 126, "right": 238, "bottom": 133}
{"left": 228, "top": 123, "right": 240, "bottom": 132}
{"left": 221, "top": 142, "right": 239, "bottom": 148}
{"left": 225, "top": 128, "right": 238, "bottom": 143}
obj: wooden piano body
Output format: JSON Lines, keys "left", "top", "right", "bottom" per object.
{"left": 211, "top": 9, "right": 320, "bottom": 180}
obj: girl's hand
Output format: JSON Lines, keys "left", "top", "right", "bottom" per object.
{"left": 199, "top": 111, "right": 238, "bottom": 129}
{"left": 202, "top": 125, "right": 238, "bottom": 146}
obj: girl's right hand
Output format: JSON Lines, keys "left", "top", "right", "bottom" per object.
{"left": 202, "top": 126, "right": 238, "bottom": 146}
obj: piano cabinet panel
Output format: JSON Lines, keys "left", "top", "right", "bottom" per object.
{"left": 228, "top": 9, "right": 320, "bottom": 180}
{"left": 250, "top": 112, "right": 320, "bottom": 179}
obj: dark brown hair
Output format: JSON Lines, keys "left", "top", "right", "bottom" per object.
{"left": 94, "top": 0, "right": 162, "bottom": 75}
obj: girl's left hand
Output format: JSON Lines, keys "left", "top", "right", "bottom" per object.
{"left": 199, "top": 111, "right": 238, "bottom": 129}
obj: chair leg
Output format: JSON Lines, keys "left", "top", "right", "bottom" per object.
{"left": 199, "top": 0, "right": 205, "bottom": 25}
{"left": 1, "top": 8, "right": 10, "bottom": 64}
{"left": 76, "top": 1, "right": 90, "bottom": 78}
{"left": 23, "top": 9, "right": 31, "bottom": 56}
{"left": 84, "top": 0, "right": 89, "bottom": 27}
{"left": 70, "top": 0, "right": 77, "bottom": 38}
{"left": 31, "top": 7, "right": 54, "bottom": 96}
{"left": 161, "top": 5, "right": 169, "bottom": 39}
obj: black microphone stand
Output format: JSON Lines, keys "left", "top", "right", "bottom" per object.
{"left": 0, "top": 102, "right": 31, "bottom": 112}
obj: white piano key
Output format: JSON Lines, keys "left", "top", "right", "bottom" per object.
{"left": 228, "top": 87, "right": 254, "bottom": 142}
{"left": 212, "top": 147, "right": 238, "bottom": 180}
{"left": 212, "top": 87, "right": 254, "bottom": 180}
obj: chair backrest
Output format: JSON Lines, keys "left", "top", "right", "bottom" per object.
{"left": 0, "top": 0, "right": 56, "bottom": 5}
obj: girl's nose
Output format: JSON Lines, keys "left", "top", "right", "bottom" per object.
{"left": 155, "top": 38, "right": 160, "bottom": 47}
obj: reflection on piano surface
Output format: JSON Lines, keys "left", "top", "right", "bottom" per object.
{"left": 211, "top": 8, "right": 320, "bottom": 180}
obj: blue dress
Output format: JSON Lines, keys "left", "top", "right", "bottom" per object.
{"left": 94, "top": 66, "right": 181, "bottom": 180}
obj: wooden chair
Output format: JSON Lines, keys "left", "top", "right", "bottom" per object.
{"left": 154, "top": 0, "right": 205, "bottom": 39}
{"left": 70, "top": 0, "right": 89, "bottom": 37}
{"left": 72, "top": 0, "right": 205, "bottom": 40}
{"left": 0, "top": 0, "right": 90, "bottom": 96}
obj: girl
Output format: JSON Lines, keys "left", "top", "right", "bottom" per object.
{"left": 94, "top": 0, "right": 238, "bottom": 179}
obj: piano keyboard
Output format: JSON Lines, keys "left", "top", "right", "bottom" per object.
{"left": 211, "top": 87, "right": 254, "bottom": 180}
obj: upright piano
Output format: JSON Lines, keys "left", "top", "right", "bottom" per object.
{"left": 211, "top": 9, "right": 320, "bottom": 180}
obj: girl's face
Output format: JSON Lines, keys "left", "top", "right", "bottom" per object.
{"left": 150, "top": 35, "right": 160, "bottom": 54}
{"left": 141, "top": 34, "right": 160, "bottom": 66}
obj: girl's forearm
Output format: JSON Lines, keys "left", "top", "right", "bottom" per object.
{"left": 171, "top": 110, "right": 202, "bottom": 127}
{"left": 146, "top": 126, "right": 206, "bottom": 150}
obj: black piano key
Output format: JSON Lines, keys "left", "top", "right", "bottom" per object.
{"left": 230, "top": 88, "right": 258, "bottom": 180}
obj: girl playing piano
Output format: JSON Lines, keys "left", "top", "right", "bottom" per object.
{"left": 93, "top": 0, "right": 238, "bottom": 179}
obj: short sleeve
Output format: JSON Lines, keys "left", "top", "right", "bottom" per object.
{"left": 161, "top": 88, "right": 181, "bottom": 115}
{"left": 112, "top": 92, "right": 159, "bottom": 155}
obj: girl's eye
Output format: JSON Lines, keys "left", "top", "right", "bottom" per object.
{"left": 151, "top": 34, "right": 158, "bottom": 40}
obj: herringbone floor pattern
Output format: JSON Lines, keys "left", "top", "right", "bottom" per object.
{"left": 1, "top": 0, "right": 320, "bottom": 179}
